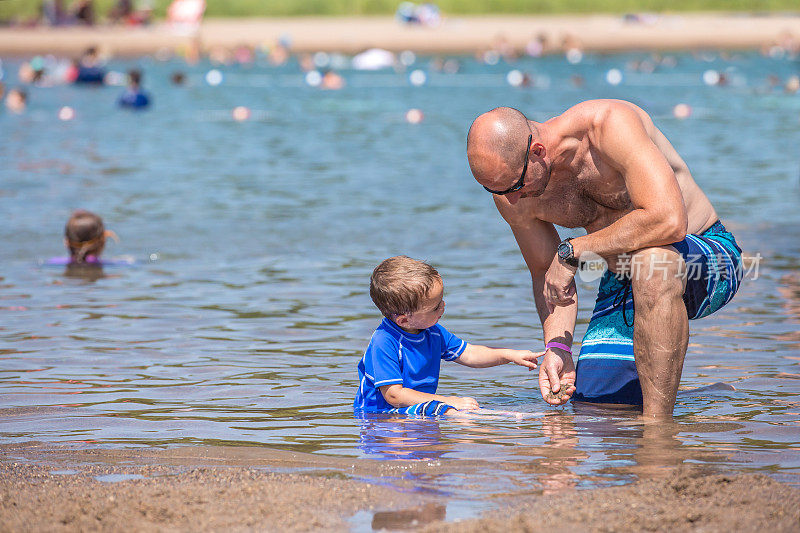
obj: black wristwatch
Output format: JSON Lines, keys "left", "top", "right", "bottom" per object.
{"left": 557, "top": 238, "right": 580, "bottom": 268}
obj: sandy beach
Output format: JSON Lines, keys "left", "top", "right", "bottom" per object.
{"left": 2, "top": 443, "right": 798, "bottom": 532}
{"left": 0, "top": 13, "right": 799, "bottom": 56}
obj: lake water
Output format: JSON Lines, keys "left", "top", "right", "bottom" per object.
{"left": 1, "top": 49, "right": 799, "bottom": 505}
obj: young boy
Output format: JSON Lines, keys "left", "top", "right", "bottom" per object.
{"left": 354, "top": 255, "right": 539, "bottom": 416}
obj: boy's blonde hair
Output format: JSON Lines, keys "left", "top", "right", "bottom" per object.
{"left": 370, "top": 256, "right": 441, "bottom": 318}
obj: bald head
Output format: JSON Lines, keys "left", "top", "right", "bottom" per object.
{"left": 467, "top": 107, "right": 534, "bottom": 186}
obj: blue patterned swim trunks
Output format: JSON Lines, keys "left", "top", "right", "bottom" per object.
{"left": 573, "top": 220, "right": 742, "bottom": 404}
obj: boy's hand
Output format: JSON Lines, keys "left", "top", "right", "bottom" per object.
{"left": 446, "top": 396, "right": 480, "bottom": 411}
{"left": 506, "top": 349, "right": 540, "bottom": 371}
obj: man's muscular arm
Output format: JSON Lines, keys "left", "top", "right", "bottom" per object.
{"left": 495, "top": 196, "right": 577, "bottom": 404}
{"left": 571, "top": 104, "right": 688, "bottom": 260}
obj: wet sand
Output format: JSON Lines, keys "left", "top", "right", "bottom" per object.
{"left": 1, "top": 13, "right": 799, "bottom": 56}
{"left": 427, "top": 468, "right": 800, "bottom": 533}
{"left": 0, "top": 444, "right": 428, "bottom": 532}
{"left": 2, "top": 443, "right": 798, "bottom": 532}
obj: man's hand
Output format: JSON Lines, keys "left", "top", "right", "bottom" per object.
{"left": 544, "top": 254, "right": 578, "bottom": 313}
{"left": 539, "top": 348, "right": 576, "bottom": 406}
{"left": 446, "top": 396, "right": 480, "bottom": 411}
{"left": 505, "top": 349, "right": 540, "bottom": 371}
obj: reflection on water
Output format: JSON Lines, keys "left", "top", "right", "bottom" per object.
{"left": 358, "top": 415, "right": 450, "bottom": 462}
{"left": 350, "top": 504, "right": 448, "bottom": 532}
{"left": 1, "top": 49, "right": 799, "bottom": 500}
{"left": 352, "top": 400, "right": 755, "bottom": 502}
{"left": 371, "top": 503, "right": 446, "bottom": 530}
{"left": 63, "top": 264, "right": 107, "bottom": 282}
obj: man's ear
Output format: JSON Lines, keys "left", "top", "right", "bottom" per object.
{"left": 532, "top": 142, "right": 546, "bottom": 158}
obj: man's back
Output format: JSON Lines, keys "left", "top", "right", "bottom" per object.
{"left": 523, "top": 99, "right": 718, "bottom": 235}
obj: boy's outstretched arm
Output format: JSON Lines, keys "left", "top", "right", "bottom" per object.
{"left": 379, "top": 384, "right": 479, "bottom": 411}
{"left": 456, "top": 344, "right": 539, "bottom": 370}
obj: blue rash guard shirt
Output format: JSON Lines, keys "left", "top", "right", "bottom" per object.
{"left": 353, "top": 318, "right": 467, "bottom": 413}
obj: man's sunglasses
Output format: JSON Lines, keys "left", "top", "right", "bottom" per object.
{"left": 482, "top": 134, "right": 532, "bottom": 195}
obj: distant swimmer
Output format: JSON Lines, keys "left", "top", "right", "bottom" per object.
{"left": 320, "top": 69, "right": 344, "bottom": 90}
{"left": 117, "top": 69, "right": 150, "bottom": 109}
{"left": 354, "top": 256, "right": 539, "bottom": 417}
{"left": 43, "top": 210, "right": 134, "bottom": 276}
{"left": 467, "top": 101, "right": 743, "bottom": 418}
{"left": 66, "top": 47, "right": 107, "bottom": 84}
{"left": 170, "top": 71, "right": 186, "bottom": 86}
{"left": 63, "top": 209, "right": 118, "bottom": 265}
{"left": 4, "top": 88, "right": 27, "bottom": 113}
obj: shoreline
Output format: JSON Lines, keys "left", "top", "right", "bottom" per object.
{"left": 2, "top": 443, "right": 799, "bottom": 531}
{"left": 0, "top": 13, "right": 799, "bottom": 57}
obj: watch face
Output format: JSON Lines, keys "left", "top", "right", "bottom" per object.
{"left": 558, "top": 242, "right": 571, "bottom": 260}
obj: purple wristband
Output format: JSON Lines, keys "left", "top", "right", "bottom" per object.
{"left": 545, "top": 341, "right": 572, "bottom": 355}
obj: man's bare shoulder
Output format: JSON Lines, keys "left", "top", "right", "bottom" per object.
{"left": 570, "top": 100, "right": 653, "bottom": 149}
{"left": 567, "top": 99, "right": 644, "bottom": 112}
{"left": 563, "top": 99, "right": 647, "bottom": 125}
{"left": 554, "top": 100, "right": 643, "bottom": 144}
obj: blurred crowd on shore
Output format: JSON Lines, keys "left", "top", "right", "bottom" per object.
{"left": 3, "top": 0, "right": 172, "bottom": 28}
{"left": 1, "top": 17, "right": 799, "bottom": 119}
{"left": 12, "top": 1, "right": 443, "bottom": 28}
{"left": 11, "top": 0, "right": 154, "bottom": 27}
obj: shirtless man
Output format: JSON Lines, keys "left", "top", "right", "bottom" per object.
{"left": 466, "top": 101, "right": 742, "bottom": 418}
